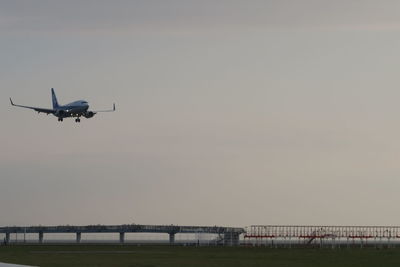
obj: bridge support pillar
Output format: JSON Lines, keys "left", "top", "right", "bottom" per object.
{"left": 169, "top": 233, "right": 175, "bottom": 245}
{"left": 5, "top": 233, "right": 10, "bottom": 244}
{"left": 39, "top": 232, "right": 44, "bottom": 244}
{"left": 76, "top": 232, "right": 81, "bottom": 243}
{"left": 119, "top": 232, "right": 125, "bottom": 243}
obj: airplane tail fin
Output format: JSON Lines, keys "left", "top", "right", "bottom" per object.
{"left": 51, "top": 88, "right": 59, "bottom": 109}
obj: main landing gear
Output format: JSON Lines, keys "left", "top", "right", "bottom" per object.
{"left": 57, "top": 117, "right": 81, "bottom": 122}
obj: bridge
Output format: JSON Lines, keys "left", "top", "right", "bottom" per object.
{"left": 0, "top": 224, "right": 245, "bottom": 246}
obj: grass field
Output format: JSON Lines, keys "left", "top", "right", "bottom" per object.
{"left": 2, "top": 245, "right": 400, "bottom": 267}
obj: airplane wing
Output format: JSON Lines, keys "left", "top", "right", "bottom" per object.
{"left": 92, "top": 103, "right": 116, "bottom": 113}
{"left": 10, "top": 98, "right": 56, "bottom": 114}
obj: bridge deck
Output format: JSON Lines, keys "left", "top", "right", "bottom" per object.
{"left": 0, "top": 224, "right": 244, "bottom": 234}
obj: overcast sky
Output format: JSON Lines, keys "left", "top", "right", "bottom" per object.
{"left": 2, "top": 0, "right": 400, "bottom": 227}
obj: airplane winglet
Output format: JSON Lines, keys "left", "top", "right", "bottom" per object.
{"left": 10, "top": 97, "right": 14, "bottom": 106}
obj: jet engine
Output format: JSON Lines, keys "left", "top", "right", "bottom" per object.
{"left": 83, "top": 111, "right": 95, "bottom": 118}
{"left": 55, "top": 110, "right": 65, "bottom": 117}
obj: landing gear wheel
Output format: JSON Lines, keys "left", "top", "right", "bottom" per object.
{"left": 75, "top": 118, "right": 81, "bottom": 123}
{"left": 58, "top": 118, "right": 63, "bottom": 122}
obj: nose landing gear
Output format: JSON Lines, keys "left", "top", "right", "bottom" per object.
{"left": 58, "top": 117, "right": 63, "bottom": 122}
{"left": 75, "top": 118, "right": 81, "bottom": 123}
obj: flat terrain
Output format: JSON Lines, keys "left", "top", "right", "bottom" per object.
{"left": 2, "top": 245, "right": 400, "bottom": 267}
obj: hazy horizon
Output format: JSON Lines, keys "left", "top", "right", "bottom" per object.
{"left": 2, "top": 0, "right": 400, "bottom": 227}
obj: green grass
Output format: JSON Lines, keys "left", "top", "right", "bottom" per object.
{"left": 1, "top": 245, "right": 400, "bottom": 267}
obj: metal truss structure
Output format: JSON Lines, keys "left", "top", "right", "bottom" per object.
{"left": 244, "top": 225, "right": 400, "bottom": 246}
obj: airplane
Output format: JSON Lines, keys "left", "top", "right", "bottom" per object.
{"left": 10, "top": 88, "right": 115, "bottom": 122}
